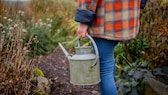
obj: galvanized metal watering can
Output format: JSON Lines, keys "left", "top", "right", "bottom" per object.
{"left": 58, "top": 34, "right": 100, "bottom": 85}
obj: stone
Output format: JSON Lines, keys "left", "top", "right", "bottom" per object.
{"left": 143, "top": 78, "right": 168, "bottom": 95}
{"left": 37, "top": 76, "right": 50, "bottom": 95}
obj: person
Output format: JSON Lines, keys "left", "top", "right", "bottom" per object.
{"left": 74, "top": 0, "right": 147, "bottom": 95}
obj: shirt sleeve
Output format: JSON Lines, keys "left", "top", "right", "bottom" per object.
{"left": 74, "top": 0, "right": 99, "bottom": 25}
{"left": 140, "top": 0, "right": 148, "bottom": 9}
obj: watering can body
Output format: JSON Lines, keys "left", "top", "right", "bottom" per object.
{"left": 59, "top": 35, "right": 100, "bottom": 85}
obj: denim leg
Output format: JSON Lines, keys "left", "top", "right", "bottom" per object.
{"left": 93, "top": 38, "right": 118, "bottom": 95}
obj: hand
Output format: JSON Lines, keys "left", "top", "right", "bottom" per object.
{"left": 77, "top": 23, "right": 88, "bottom": 38}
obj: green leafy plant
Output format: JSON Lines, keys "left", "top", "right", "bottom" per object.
{"left": 116, "top": 63, "right": 168, "bottom": 95}
{"left": 152, "top": 66, "right": 168, "bottom": 85}
{"left": 116, "top": 62, "right": 155, "bottom": 95}
{"left": 33, "top": 68, "right": 44, "bottom": 77}
{"left": 114, "top": 37, "right": 149, "bottom": 73}
{"left": 33, "top": 90, "right": 43, "bottom": 95}
{"left": 123, "top": 38, "right": 149, "bottom": 62}
{"left": 24, "top": 16, "right": 69, "bottom": 57}
{"left": 25, "top": 24, "right": 55, "bottom": 57}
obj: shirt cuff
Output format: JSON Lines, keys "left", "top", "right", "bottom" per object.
{"left": 75, "top": 9, "right": 96, "bottom": 25}
{"left": 141, "top": 0, "right": 148, "bottom": 9}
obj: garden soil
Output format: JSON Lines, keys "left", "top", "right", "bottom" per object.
{"left": 37, "top": 48, "right": 100, "bottom": 95}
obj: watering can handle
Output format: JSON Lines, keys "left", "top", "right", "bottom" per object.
{"left": 78, "top": 34, "right": 99, "bottom": 68}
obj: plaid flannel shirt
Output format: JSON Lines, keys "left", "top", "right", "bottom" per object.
{"left": 75, "top": 0, "right": 141, "bottom": 40}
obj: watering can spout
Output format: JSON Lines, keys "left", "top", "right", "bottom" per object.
{"left": 58, "top": 43, "right": 70, "bottom": 57}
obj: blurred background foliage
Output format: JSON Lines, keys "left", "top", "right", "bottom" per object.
{"left": 0, "top": 0, "right": 168, "bottom": 95}
{"left": 114, "top": 0, "right": 168, "bottom": 94}
{"left": 114, "top": 0, "right": 168, "bottom": 70}
{"left": 0, "top": 0, "right": 78, "bottom": 94}
{"left": 1, "top": 0, "right": 78, "bottom": 57}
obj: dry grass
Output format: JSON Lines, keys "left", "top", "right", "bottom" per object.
{"left": 0, "top": 0, "right": 77, "bottom": 21}
{"left": 29, "top": 0, "right": 77, "bottom": 21}
{"left": 0, "top": 0, "right": 78, "bottom": 94}
{"left": 0, "top": 21, "right": 35, "bottom": 94}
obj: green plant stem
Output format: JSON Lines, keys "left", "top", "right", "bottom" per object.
{"left": 116, "top": 64, "right": 124, "bottom": 71}
{"left": 120, "top": 54, "right": 132, "bottom": 67}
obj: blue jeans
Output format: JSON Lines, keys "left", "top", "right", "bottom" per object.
{"left": 93, "top": 38, "right": 118, "bottom": 95}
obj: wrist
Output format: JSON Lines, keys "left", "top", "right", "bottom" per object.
{"left": 79, "top": 23, "right": 88, "bottom": 29}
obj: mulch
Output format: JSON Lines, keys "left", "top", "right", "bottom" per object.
{"left": 37, "top": 48, "right": 100, "bottom": 95}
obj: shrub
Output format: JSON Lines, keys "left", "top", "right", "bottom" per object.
{"left": 25, "top": 21, "right": 56, "bottom": 57}
{"left": 140, "top": 0, "right": 168, "bottom": 68}
{"left": 115, "top": 0, "right": 168, "bottom": 70}
{"left": 115, "top": 0, "right": 168, "bottom": 94}
{"left": 0, "top": 20, "right": 34, "bottom": 94}
{"left": 24, "top": 16, "right": 70, "bottom": 57}
{"left": 114, "top": 37, "right": 149, "bottom": 68}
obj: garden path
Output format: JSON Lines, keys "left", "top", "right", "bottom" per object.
{"left": 37, "top": 48, "right": 99, "bottom": 95}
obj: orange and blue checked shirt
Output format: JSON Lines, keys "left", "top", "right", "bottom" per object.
{"left": 75, "top": 0, "right": 141, "bottom": 40}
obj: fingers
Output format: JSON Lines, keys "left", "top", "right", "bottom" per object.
{"left": 78, "top": 30, "right": 88, "bottom": 38}
{"left": 77, "top": 23, "right": 88, "bottom": 38}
